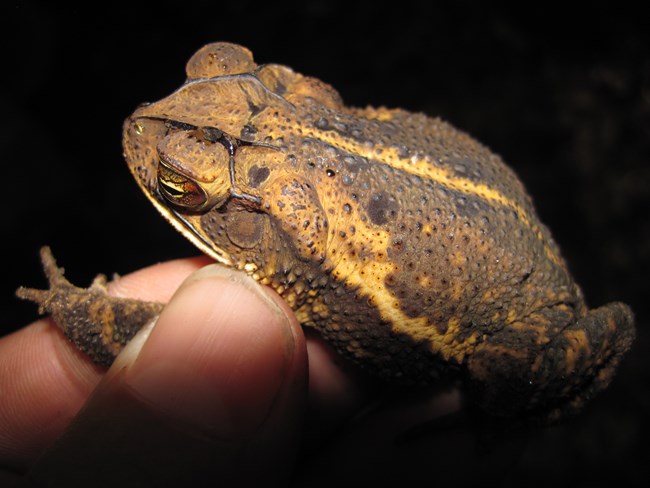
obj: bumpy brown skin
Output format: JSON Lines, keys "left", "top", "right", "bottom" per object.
{"left": 20, "top": 43, "right": 634, "bottom": 422}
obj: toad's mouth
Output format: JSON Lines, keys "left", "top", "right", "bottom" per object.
{"left": 149, "top": 184, "right": 233, "bottom": 266}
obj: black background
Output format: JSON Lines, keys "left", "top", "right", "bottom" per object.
{"left": 3, "top": 2, "right": 649, "bottom": 486}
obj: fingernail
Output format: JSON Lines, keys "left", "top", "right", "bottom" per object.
{"left": 123, "top": 265, "right": 296, "bottom": 440}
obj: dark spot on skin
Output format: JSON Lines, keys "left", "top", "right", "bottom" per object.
{"left": 367, "top": 192, "right": 399, "bottom": 226}
{"left": 248, "top": 165, "right": 270, "bottom": 188}
{"left": 240, "top": 123, "right": 258, "bottom": 139}
{"left": 385, "top": 273, "right": 398, "bottom": 287}
{"left": 434, "top": 321, "right": 449, "bottom": 335}
{"left": 247, "top": 100, "right": 262, "bottom": 116}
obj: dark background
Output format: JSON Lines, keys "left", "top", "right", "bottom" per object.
{"left": 3, "top": 2, "right": 648, "bottom": 486}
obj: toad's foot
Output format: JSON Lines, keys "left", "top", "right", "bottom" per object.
{"left": 16, "top": 247, "right": 164, "bottom": 366}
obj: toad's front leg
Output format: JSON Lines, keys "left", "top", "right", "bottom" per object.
{"left": 16, "top": 247, "right": 164, "bottom": 366}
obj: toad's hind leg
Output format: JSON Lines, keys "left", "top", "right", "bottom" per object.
{"left": 16, "top": 247, "right": 164, "bottom": 366}
{"left": 467, "top": 302, "right": 635, "bottom": 423}
{"left": 546, "top": 302, "right": 635, "bottom": 419}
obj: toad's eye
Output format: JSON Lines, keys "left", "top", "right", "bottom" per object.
{"left": 157, "top": 160, "right": 208, "bottom": 210}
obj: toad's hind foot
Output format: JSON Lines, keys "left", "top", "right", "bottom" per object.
{"left": 17, "top": 247, "right": 164, "bottom": 366}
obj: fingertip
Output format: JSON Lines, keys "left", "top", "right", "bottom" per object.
{"left": 123, "top": 264, "right": 306, "bottom": 440}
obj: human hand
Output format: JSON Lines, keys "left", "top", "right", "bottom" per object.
{"left": 2, "top": 257, "right": 473, "bottom": 487}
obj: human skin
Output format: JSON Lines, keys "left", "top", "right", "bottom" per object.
{"left": 1, "top": 258, "right": 464, "bottom": 486}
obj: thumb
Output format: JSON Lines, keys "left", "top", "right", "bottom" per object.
{"left": 25, "top": 264, "right": 307, "bottom": 487}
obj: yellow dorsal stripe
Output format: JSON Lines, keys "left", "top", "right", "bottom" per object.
{"left": 308, "top": 129, "right": 530, "bottom": 221}
{"left": 300, "top": 127, "right": 564, "bottom": 267}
